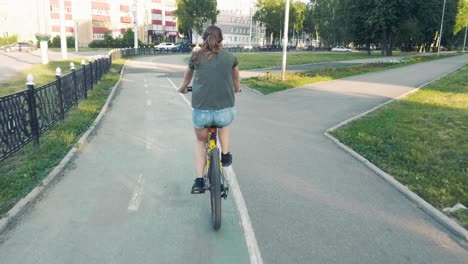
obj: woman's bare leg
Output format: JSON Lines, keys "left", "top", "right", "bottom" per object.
{"left": 218, "top": 127, "right": 230, "bottom": 154}
{"left": 194, "top": 128, "right": 209, "bottom": 178}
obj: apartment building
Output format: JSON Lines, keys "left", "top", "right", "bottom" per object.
{"left": 216, "top": 9, "right": 265, "bottom": 47}
{"left": 0, "top": 0, "right": 178, "bottom": 46}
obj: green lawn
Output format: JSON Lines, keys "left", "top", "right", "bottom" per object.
{"left": 0, "top": 59, "right": 126, "bottom": 217}
{"left": 237, "top": 51, "right": 406, "bottom": 70}
{"left": 241, "top": 55, "right": 444, "bottom": 94}
{"left": 331, "top": 66, "right": 468, "bottom": 228}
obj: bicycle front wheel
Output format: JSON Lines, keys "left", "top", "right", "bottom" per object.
{"left": 209, "top": 148, "right": 222, "bottom": 230}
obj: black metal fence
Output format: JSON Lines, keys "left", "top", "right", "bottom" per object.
{"left": 0, "top": 55, "right": 112, "bottom": 162}
{"left": 1, "top": 45, "right": 312, "bottom": 162}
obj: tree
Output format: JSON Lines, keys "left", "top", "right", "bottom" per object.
{"left": 254, "top": 0, "right": 285, "bottom": 44}
{"left": 310, "top": 0, "right": 348, "bottom": 47}
{"left": 454, "top": 0, "right": 468, "bottom": 34}
{"left": 290, "top": 1, "right": 307, "bottom": 45}
{"left": 174, "top": 0, "right": 219, "bottom": 43}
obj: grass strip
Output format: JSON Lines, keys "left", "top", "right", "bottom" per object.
{"left": 241, "top": 55, "right": 450, "bottom": 94}
{"left": 331, "top": 66, "right": 468, "bottom": 228}
{"left": 237, "top": 51, "right": 407, "bottom": 70}
{"left": 0, "top": 58, "right": 90, "bottom": 97}
{"left": 0, "top": 59, "right": 126, "bottom": 217}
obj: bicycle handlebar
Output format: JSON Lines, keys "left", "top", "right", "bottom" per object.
{"left": 186, "top": 86, "right": 241, "bottom": 93}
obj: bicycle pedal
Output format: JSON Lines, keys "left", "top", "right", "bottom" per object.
{"left": 221, "top": 186, "right": 229, "bottom": 199}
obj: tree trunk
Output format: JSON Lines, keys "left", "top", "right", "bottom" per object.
{"left": 386, "top": 33, "right": 393, "bottom": 56}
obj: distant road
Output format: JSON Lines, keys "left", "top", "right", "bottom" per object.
{"left": 0, "top": 49, "right": 109, "bottom": 83}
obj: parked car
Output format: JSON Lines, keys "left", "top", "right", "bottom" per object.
{"left": 154, "top": 42, "right": 176, "bottom": 51}
{"left": 331, "top": 46, "right": 352, "bottom": 52}
{"left": 0, "top": 42, "right": 36, "bottom": 52}
{"left": 171, "top": 44, "right": 192, "bottom": 53}
{"left": 243, "top": 45, "right": 253, "bottom": 51}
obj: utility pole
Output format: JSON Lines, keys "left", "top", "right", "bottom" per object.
{"left": 437, "top": 0, "right": 447, "bottom": 56}
{"left": 133, "top": 0, "right": 138, "bottom": 48}
{"left": 281, "top": 0, "right": 290, "bottom": 81}
{"left": 59, "top": 0, "right": 67, "bottom": 59}
{"left": 248, "top": 8, "right": 253, "bottom": 50}
{"left": 38, "top": 0, "right": 49, "bottom": 64}
{"left": 463, "top": 24, "right": 467, "bottom": 53}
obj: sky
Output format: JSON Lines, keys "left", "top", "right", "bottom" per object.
{"left": 217, "top": 0, "right": 310, "bottom": 13}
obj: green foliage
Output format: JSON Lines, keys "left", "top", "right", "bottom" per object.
{"left": 88, "top": 29, "right": 143, "bottom": 48}
{"left": 0, "top": 35, "right": 18, "bottom": 46}
{"left": 48, "top": 35, "right": 76, "bottom": 48}
{"left": 454, "top": 0, "right": 468, "bottom": 34}
{"left": 254, "top": 0, "right": 285, "bottom": 44}
{"left": 174, "top": 0, "right": 219, "bottom": 42}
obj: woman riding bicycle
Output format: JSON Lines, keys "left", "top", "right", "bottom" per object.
{"left": 178, "top": 25, "right": 241, "bottom": 194}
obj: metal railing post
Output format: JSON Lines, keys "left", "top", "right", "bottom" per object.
{"left": 81, "top": 59, "right": 88, "bottom": 99}
{"left": 55, "top": 67, "right": 65, "bottom": 120}
{"left": 88, "top": 57, "right": 94, "bottom": 90}
{"left": 94, "top": 58, "right": 98, "bottom": 83}
{"left": 26, "top": 74, "right": 40, "bottom": 146}
{"left": 70, "top": 62, "right": 78, "bottom": 105}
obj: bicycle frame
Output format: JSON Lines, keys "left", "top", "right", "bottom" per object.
{"left": 203, "top": 127, "right": 229, "bottom": 199}
{"left": 205, "top": 128, "right": 220, "bottom": 175}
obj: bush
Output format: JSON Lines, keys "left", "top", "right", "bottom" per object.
{"left": 48, "top": 35, "right": 75, "bottom": 48}
{"left": 0, "top": 35, "right": 18, "bottom": 46}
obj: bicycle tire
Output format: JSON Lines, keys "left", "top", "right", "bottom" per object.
{"left": 209, "top": 148, "right": 222, "bottom": 230}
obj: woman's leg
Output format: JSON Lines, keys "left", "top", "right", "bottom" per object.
{"left": 194, "top": 127, "right": 209, "bottom": 178}
{"left": 218, "top": 127, "right": 230, "bottom": 154}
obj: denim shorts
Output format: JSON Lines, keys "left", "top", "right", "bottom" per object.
{"left": 192, "top": 107, "right": 237, "bottom": 129}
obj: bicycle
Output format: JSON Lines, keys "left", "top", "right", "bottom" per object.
{"left": 187, "top": 86, "right": 229, "bottom": 230}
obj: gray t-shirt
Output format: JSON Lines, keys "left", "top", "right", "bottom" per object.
{"left": 189, "top": 50, "right": 238, "bottom": 110}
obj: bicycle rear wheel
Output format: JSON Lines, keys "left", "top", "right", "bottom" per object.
{"left": 209, "top": 148, "right": 222, "bottom": 230}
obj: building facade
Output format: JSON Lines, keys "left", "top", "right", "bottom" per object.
{"left": 216, "top": 9, "right": 265, "bottom": 48}
{"left": 0, "top": 0, "right": 178, "bottom": 46}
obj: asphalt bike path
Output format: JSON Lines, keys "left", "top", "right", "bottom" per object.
{"left": 0, "top": 54, "right": 467, "bottom": 263}
{"left": 0, "top": 56, "right": 249, "bottom": 263}
{"left": 231, "top": 54, "right": 468, "bottom": 263}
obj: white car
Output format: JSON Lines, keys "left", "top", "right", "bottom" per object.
{"left": 155, "top": 42, "right": 175, "bottom": 51}
{"left": 331, "top": 46, "right": 352, "bottom": 52}
{"left": 243, "top": 45, "right": 253, "bottom": 51}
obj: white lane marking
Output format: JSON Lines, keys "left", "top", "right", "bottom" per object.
{"left": 167, "top": 77, "right": 263, "bottom": 264}
{"left": 146, "top": 136, "right": 153, "bottom": 150}
{"left": 224, "top": 166, "right": 264, "bottom": 264}
{"left": 146, "top": 99, "right": 152, "bottom": 106}
{"left": 167, "top": 78, "right": 191, "bottom": 106}
{"left": 128, "top": 173, "right": 144, "bottom": 212}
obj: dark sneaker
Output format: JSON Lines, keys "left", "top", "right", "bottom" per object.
{"left": 221, "top": 152, "right": 232, "bottom": 167}
{"left": 191, "top": 178, "right": 205, "bottom": 194}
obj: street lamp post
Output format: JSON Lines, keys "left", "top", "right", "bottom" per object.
{"left": 281, "top": 0, "right": 290, "bottom": 81}
{"left": 133, "top": 0, "right": 138, "bottom": 49}
{"left": 38, "top": 0, "right": 49, "bottom": 64}
{"left": 249, "top": 8, "right": 253, "bottom": 51}
{"left": 437, "top": 0, "right": 447, "bottom": 56}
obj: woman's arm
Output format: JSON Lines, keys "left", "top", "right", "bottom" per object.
{"left": 232, "top": 65, "right": 240, "bottom": 93}
{"left": 178, "top": 67, "right": 194, "bottom": 93}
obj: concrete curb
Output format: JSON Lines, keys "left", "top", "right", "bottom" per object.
{"left": 0, "top": 61, "right": 128, "bottom": 235}
{"left": 323, "top": 64, "right": 468, "bottom": 242}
